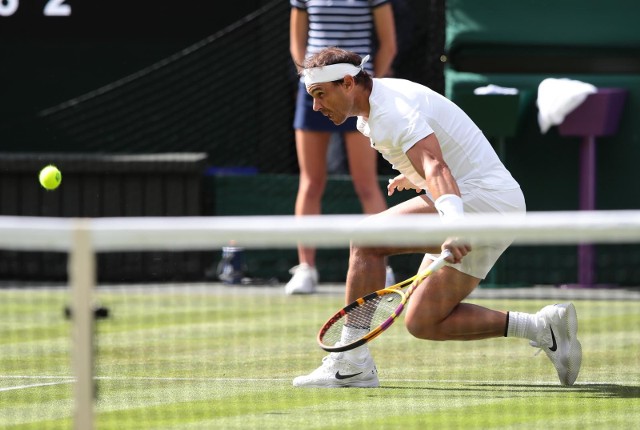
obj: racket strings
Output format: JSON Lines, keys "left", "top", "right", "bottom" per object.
{"left": 319, "top": 291, "right": 404, "bottom": 348}
{"left": 318, "top": 253, "right": 451, "bottom": 352}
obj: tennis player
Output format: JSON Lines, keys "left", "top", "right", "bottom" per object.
{"left": 293, "top": 47, "right": 582, "bottom": 388}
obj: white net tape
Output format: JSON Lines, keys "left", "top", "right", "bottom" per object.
{"left": 0, "top": 210, "right": 639, "bottom": 251}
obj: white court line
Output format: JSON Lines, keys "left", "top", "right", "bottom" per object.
{"left": 0, "top": 380, "right": 75, "bottom": 392}
{"left": 1, "top": 375, "right": 72, "bottom": 379}
{"left": 2, "top": 375, "right": 631, "bottom": 387}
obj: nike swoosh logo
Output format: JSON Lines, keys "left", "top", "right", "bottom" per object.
{"left": 549, "top": 327, "right": 558, "bottom": 352}
{"left": 335, "top": 371, "right": 363, "bottom": 380}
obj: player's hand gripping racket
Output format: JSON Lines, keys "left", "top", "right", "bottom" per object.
{"left": 317, "top": 250, "right": 452, "bottom": 352}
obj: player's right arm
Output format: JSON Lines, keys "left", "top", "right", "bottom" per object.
{"left": 386, "top": 174, "right": 422, "bottom": 196}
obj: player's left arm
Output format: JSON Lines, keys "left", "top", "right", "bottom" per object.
{"left": 406, "top": 133, "right": 471, "bottom": 263}
{"left": 406, "top": 133, "right": 460, "bottom": 199}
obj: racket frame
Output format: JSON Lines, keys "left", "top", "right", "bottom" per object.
{"left": 317, "top": 250, "right": 452, "bottom": 352}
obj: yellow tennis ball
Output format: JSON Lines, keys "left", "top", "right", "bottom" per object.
{"left": 39, "top": 165, "right": 62, "bottom": 190}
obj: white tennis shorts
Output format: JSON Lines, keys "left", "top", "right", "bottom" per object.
{"left": 423, "top": 187, "right": 526, "bottom": 279}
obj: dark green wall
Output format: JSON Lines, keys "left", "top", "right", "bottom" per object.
{"left": 445, "top": 0, "right": 640, "bottom": 211}
{"left": 443, "top": 0, "right": 640, "bottom": 286}
{"left": 207, "top": 174, "right": 425, "bottom": 283}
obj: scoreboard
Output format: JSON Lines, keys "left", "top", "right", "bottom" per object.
{"left": 0, "top": 1, "right": 264, "bottom": 113}
{"left": 0, "top": 0, "right": 71, "bottom": 17}
{"left": 0, "top": 1, "right": 262, "bottom": 37}
{"left": 0, "top": 1, "right": 267, "bottom": 150}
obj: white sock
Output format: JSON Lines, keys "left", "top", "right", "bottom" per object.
{"left": 506, "top": 311, "right": 543, "bottom": 341}
{"left": 344, "top": 344, "right": 370, "bottom": 362}
{"left": 340, "top": 326, "right": 371, "bottom": 361}
{"left": 341, "top": 326, "right": 369, "bottom": 344}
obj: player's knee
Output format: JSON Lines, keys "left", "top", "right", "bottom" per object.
{"left": 404, "top": 315, "right": 441, "bottom": 341}
{"left": 349, "top": 243, "right": 386, "bottom": 259}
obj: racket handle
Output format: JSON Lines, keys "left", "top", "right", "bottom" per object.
{"left": 432, "top": 249, "right": 452, "bottom": 271}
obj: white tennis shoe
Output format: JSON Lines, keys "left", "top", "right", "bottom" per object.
{"left": 530, "top": 303, "right": 582, "bottom": 386}
{"left": 385, "top": 266, "right": 396, "bottom": 287}
{"left": 284, "top": 264, "right": 318, "bottom": 295}
{"left": 293, "top": 351, "right": 379, "bottom": 388}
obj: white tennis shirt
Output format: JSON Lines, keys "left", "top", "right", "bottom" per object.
{"left": 357, "top": 78, "right": 521, "bottom": 197}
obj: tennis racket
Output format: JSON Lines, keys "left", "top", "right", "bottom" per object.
{"left": 317, "top": 250, "right": 452, "bottom": 352}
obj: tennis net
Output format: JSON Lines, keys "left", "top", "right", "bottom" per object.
{"left": 1, "top": 211, "right": 639, "bottom": 429}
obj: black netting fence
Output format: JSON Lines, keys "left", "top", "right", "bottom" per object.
{"left": 30, "top": 0, "right": 441, "bottom": 175}
{"left": 37, "top": 1, "right": 298, "bottom": 174}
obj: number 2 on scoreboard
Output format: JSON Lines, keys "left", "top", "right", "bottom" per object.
{"left": 0, "top": 0, "right": 71, "bottom": 17}
{"left": 44, "top": 0, "right": 71, "bottom": 16}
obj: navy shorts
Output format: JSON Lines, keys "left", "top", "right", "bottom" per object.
{"left": 293, "top": 81, "right": 358, "bottom": 132}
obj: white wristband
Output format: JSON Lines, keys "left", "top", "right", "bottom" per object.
{"left": 434, "top": 194, "right": 464, "bottom": 223}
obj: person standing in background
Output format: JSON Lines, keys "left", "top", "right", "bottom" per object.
{"left": 286, "top": 0, "right": 397, "bottom": 295}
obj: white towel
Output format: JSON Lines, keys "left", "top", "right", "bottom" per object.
{"left": 537, "top": 78, "right": 597, "bottom": 134}
{"left": 473, "top": 84, "right": 519, "bottom": 95}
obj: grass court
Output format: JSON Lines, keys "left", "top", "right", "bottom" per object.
{"left": 1, "top": 284, "right": 639, "bottom": 429}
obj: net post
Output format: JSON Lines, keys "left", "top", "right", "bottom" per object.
{"left": 69, "top": 219, "right": 95, "bottom": 430}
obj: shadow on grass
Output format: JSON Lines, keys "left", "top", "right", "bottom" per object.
{"left": 380, "top": 382, "right": 640, "bottom": 399}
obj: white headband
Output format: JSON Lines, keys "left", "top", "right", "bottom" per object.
{"left": 303, "top": 55, "right": 370, "bottom": 87}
